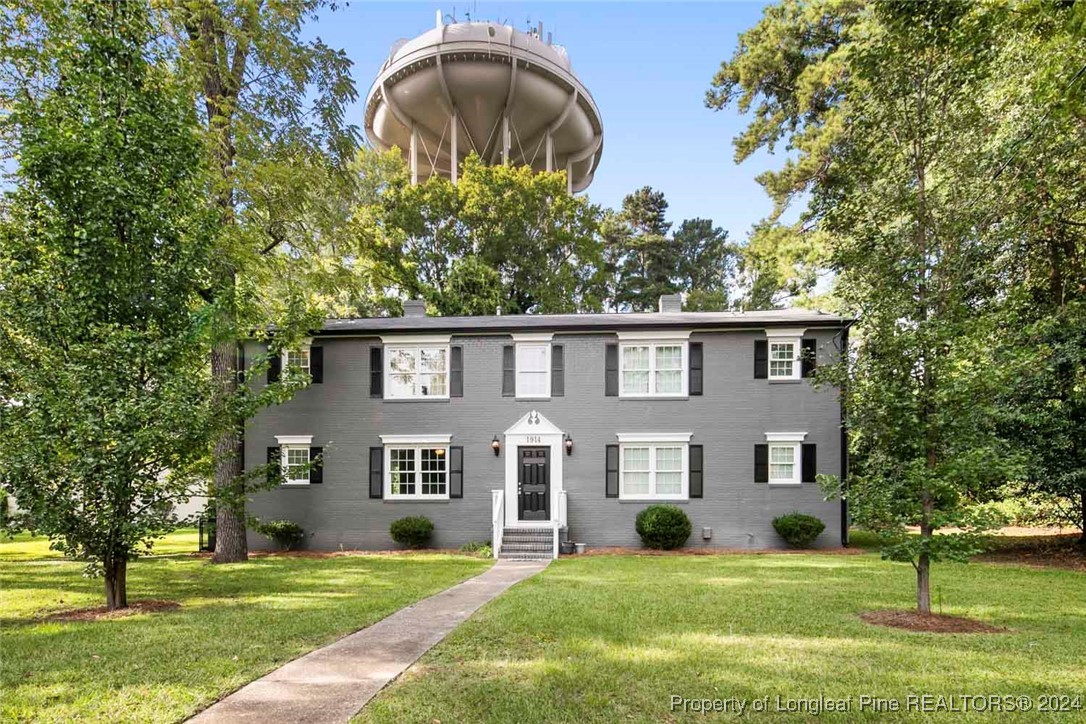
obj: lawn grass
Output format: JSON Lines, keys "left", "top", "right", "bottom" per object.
{"left": 0, "top": 528, "right": 200, "bottom": 562}
{"left": 359, "top": 554, "right": 1086, "bottom": 723}
{"left": 0, "top": 534, "right": 491, "bottom": 723}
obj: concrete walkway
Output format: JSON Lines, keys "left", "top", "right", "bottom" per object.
{"left": 189, "top": 559, "right": 548, "bottom": 724}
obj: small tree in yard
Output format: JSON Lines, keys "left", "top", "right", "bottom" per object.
{"left": 0, "top": 1, "right": 214, "bottom": 609}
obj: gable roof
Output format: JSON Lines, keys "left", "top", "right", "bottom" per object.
{"left": 318, "top": 308, "right": 850, "bottom": 337}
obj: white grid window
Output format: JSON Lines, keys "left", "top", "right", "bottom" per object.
{"left": 769, "top": 342, "right": 798, "bottom": 380}
{"left": 282, "top": 446, "right": 310, "bottom": 485}
{"left": 769, "top": 444, "right": 800, "bottom": 484}
{"left": 620, "top": 443, "right": 688, "bottom": 500}
{"left": 620, "top": 342, "right": 687, "bottom": 397}
{"left": 386, "top": 346, "right": 449, "bottom": 399}
{"left": 516, "top": 343, "right": 550, "bottom": 398}
{"left": 387, "top": 446, "right": 448, "bottom": 499}
{"left": 284, "top": 346, "right": 310, "bottom": 373}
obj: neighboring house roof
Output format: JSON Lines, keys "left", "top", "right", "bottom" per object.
{"left": 318, "top": 309, "right": 851, "bottom": 337}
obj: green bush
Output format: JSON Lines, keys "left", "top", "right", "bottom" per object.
{"left": 459, "top": 540, "right": 493, "bottom": 558}
{"left": 254, "top": 519, "right": 305, "bottom": 551}
{"left": 772, "top": 512, "right": 826, "bottom": 548}
{"left": 390, "top": 516, "right": 434, "bottom": 549}
{"left": 635, "top": 505, "right": 692, "bottom": 550}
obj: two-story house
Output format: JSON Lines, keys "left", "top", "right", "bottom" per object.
{"left": 242, "top": 295, "right": 850, "bottom": 559}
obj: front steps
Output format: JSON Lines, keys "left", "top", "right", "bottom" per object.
{"left": 499, "top": 527, "right": 554, "bottom": 561}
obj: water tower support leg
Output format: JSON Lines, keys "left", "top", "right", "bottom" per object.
{"left": 451, "top": 111, "right": 459, "bottom": 184}
{"left": 502, "top": 116, "right": 510, "bottom": 166}
{"left": 545, "top": 131, "right": 554, "bottom": 172}
{"left": 410, "top": 124, "right": 419, "bottom": 185}
{"left": 566, "top": 159, "right": 573, "bottom": 195}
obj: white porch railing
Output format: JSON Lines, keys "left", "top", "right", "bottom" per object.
{"left": 491, "top": 489, "right": 504, "bottom": 559}
{"left": 558, "top": 490, "right": 568, "bottom": 529}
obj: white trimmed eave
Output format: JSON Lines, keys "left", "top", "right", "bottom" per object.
{"left": 511, "top": 332, "right": 554, "bottom": 343}
{"left": 378, "top": 334, "right": 452, "bottom": 345}
{"left": 275, "top": 434, "right": 313, "bottom": 445}
{"left": 616, "top": 432, "right": 693, "bottom": 443}
{"left": 765, "top": 432, "right": 808, "bottom": 443}
{"left": 764, "top": 327, "right": 807, "bottom": 339}
{"left": 380, "top": 434, "right": 452, "bottom": 445}
{"left": 616, "top": 330, "right": 692, "bottom": 341}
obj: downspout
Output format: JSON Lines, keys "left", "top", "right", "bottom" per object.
{"left": 837, "top": 321, "right": 853, "bottom": 547}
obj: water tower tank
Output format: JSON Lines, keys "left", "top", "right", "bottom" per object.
{"left": 364, "top": 15, "right": 604, "bottom": 193}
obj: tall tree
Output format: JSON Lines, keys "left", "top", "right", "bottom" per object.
{"left": 604, "top": 186, "right": 680, "bottom": 311}
{"left": 711, "top": 0, "right": 1022, "bottom": 612}
{"left": 672, "top": 218, "right": 736, "bottom": 311}
{"left": 0, "top": 0, "right": 214, "bottom": 608}
{"left": 168, "top": 1, "right": 359, "bottom": 562}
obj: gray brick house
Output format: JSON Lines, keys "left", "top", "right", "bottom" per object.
{"left": 243, "top": 296, "right": 850, "bottom": 559}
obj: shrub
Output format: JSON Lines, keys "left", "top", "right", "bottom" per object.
{"left": 635, "top": 505, "right": 691, "bottom": 550}
{"left": 390, "top": 516, "right": 434, "bottom": 549}
{"left": 459, "top": 540, "right": 493, "bottom": 558}
{"left": 772, "top": 512, "right": 826, "bottom": 548}
{"left": 254, "top": 519, "right": 305, "bottom": 551}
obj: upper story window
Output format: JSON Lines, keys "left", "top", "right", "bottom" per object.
{"left": 284, "top": 345, "right": 311, "bottom": 374}
{"left": 769, "top": 341, "right": 797, "bottom": 380}
{"left": 386, "top": 344, "right": 449, "bottom": 399}
{"left": 381, "top": 435, "right": 452, "bottom": 499}
{"left": 513, "top": 333, "right": 553, "bottom": 399}
{"left": 620, "top": 341, "right": 687, "bottom": 397}
{"left": 762, "top": 328, "right": 807, "bottom": 381}
{"left": 616, "top": 433, "right": 691, "bottom": 500}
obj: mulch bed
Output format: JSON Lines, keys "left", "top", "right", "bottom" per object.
{"left": 42, "top": 600, "right": 180, "bottom": 623}
{"left": 860, "top": 610, "right": 1006, "bottom": 634}
{"left": 578, "top": 546, "right": 866, "bottom": 557}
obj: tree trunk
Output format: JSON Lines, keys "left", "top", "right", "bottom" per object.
{"left": 1078, "top": 491, "right": 1086, "bottom": 548}
{"left": 211, "top": 336, "right": 247, "bottom": 563}
{"left": 104, "top": 557, "right": 128, "bottom": 611}
{"left": 916, "top": 552, "right": 931, "bottom": 614}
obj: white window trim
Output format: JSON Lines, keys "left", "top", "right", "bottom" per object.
{"left": 515, "top": 341, "right": 551, "bottom": 400}
{"left": 275, "top": 435, "right": 314, "bottom": 487}
{"left": 383, "top": 440, "right": 451, "bottom": 500}
{"left": 767, "top": 339, "right": 801, "bottom": 381}
{"left": 383, "top": 342, "right": 451, "bottom": 400}
{"left": 618, "top": 340, "right": 689, "bottom": 398}
{"left": 765, "top": 432, "right": 806, "bottom": 486}
{"left": 616, "top": 330, "right": 693, "bottom": 341}
{"left": 618, "top": 438, "right": 690, "bottom": 501}
{"left": 281, "top": 339, "right": 312, "bottom": 374}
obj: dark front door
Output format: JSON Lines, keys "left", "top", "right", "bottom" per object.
{"left": 518, "top": 447, "right": 550, "bottom": 521}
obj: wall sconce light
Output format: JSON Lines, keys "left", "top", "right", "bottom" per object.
{"left": 564, "top": 434, "right": 574, "bottom": 456}
{"left": 491, "top": 436, "right": 501, "bottom": 457}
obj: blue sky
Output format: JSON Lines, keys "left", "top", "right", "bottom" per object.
{"left": 315, "top": 1, "right": 776, "bottom": 242}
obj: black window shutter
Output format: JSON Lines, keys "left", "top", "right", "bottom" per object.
{"left": 801, "top": 338, "right": 817, "bottom": 378}
{"left": 237, "top": 344, "right": 246, "bottom": 384}
{"left": 551, "top": 345, "right": 565, "bottom": 397}
{"left": 689, "top": 444, "right": 704, "bottom": 498}
{"left": 754, "top": 444, "right": 769, "bottom": 483}
{"left": 754, "top": 340, "right": 768, "bottom": 379}
{"left": 369, "top": 447, "right": 383, "bottom": 498}
{"left": 502, "top": 345, "right": 515, "bottom": 397}
{"left": 309, "top": 447, "right": 323, "bottom": 484}
{"left": 605, "top": 444, "right": 619, "bottom": 498}
{"left": 802, "top": 443, "right": 817, "bottom": 483}
{"left": 605, "top": 343, "right": 619, "bottom": 396}
{"left": 689, "top": 342, "right": 704, "bottom": 396}
{"left": 267, "top": 446, "right": 281, "bottom": 486}
{"left": 449, "top": 446, "right": 463, "bottom": 498}
{"left": 369, "top": 347, "right": 383, "bottom": 398}
{"left": 310, "top": 346, "right": 324, "bottom": 384}
{"left": 267, "top": 350, "right": 281, "bottom": 384}
{"left": 450, "top": 346, "right": 464, "bottom": 398}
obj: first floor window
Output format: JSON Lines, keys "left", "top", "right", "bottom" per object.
{"left": 620, "top": 342, "right": 686, "bottom": 396}
{"left": 283, "top": 446, "right": 310, "bottom": 485}
{"left": 620, "top": 442, "right": 687, "bottom": 499}
{"left": 768, "top": 443, "right": 799, "bottom": 484}
{"left": 284, "top": 345, "right": 311, "bottom": 374}
{"left": 769, "top": 341, "right": 797, "bottom": 379}
{"left": 387, "top": 346, "right": 448, "bottom": 399}
{"left": 387, "top": 445, "right": 448, "bottom": 498}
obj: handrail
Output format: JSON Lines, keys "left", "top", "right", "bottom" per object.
{"left": 491, "top": 489, "right": 504, "bottom": 559}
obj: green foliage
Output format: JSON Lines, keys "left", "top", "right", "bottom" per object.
{"left": 253, "top": 520, "right": 305, "bottom": 551}
{"left": 0, "top": 1, "right": 215, "bottom": 606}
{"left": 458, "top": 540, "right": 493, "bottom": 558}
{"left": 634, "top": 505, "right": 692, "bottom": 550}
{"left": 771, "top": 513, "right": 826, "bottom": 548}
{"left": 390, "top": 516, "right": 435, "bottom": 549}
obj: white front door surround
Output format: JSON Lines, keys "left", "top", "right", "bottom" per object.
{"left": 503, "top": 410, "right": 564, "bottom": 527}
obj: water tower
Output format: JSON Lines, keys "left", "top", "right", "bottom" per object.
{"left": 364, "top": 11, "right": 604, "bottom": 193}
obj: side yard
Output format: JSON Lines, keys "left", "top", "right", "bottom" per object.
{"left": 359, "top": 554, "right": 1086, "bottom": 723}
{"left": 0, "top": 534, "right": 490, "bottom": 723}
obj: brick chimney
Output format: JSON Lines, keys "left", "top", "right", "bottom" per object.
{"left": 658, "top": 294, "right": 683, "bottom": 313}
{"left": 402, "top": 299, "right": 427, "bottom": 317}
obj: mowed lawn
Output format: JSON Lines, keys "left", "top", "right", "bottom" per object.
{"left": 359, "top": 554, "right": 1086, "bottom": 723}
{"left": 0, "top": 532, "right": 491, "bottom": 723}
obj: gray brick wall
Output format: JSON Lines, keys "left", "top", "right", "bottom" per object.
{"left": 243, "top": 326, "right": 846, "bottom": 551}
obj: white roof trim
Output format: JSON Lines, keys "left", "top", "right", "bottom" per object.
{"left": 504, "top": 410, "right": 564, "bottom": 436}
{"left": 616, "top": 432, "right": 693, "bottom": 443}
{"left": 616, "top": 330, "right": 692, "bottom": 341}
{"left": 380, "top": 434, "right": 452, "bottom": 445}
{"left": 379, "top": 334, "right": 452, "bottom": 345}
{"left": 275, "top": 434, "right": 313, "bottom": 446}
{"left": 511, "top": 332, "right": 554, "bottom": 343}
{"left": 765, "top": 431, "right": 808, "bottom": 442}
{"left": 764, "top": 327, "right": 807, "bottom": 339}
